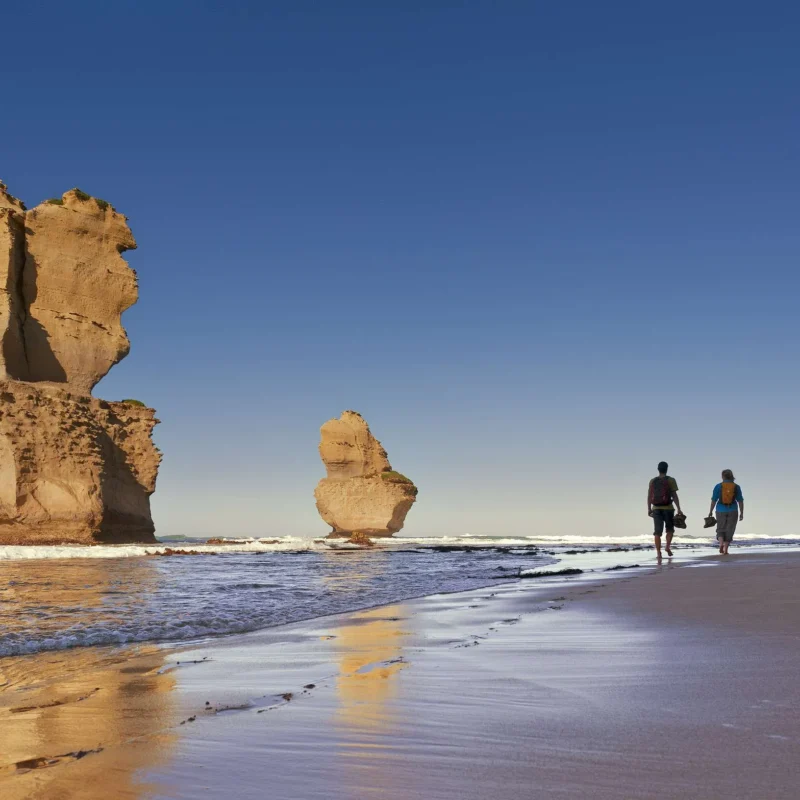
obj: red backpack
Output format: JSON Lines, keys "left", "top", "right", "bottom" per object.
{"left": 651, "top": 477, "right": 673, "bottom": 506}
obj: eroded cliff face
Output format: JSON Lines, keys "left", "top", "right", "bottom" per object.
{"left": 0, "top": 383, "right": 160, "bottom": 544}
{"left": 314, "top": 411, "right": 417, "bottom": 538}
{"left": 0, "top": 183, "right": 160, "bottom": 544}
{"left": 0, "top": 185, "right": 28, "bottom": 380}
{"left": 0, "top": 186, "right": 138, "bottom": 391}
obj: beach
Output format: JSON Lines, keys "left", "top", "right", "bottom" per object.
{"left": 2, "top": 549, "right": 798, "bottom": 799}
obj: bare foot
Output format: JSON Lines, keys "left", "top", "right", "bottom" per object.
{"left": 719, "top": 545, "right": 724, "bottom": 554}
{"left": 665, "top": 547, "right": 673, "bottom": 556}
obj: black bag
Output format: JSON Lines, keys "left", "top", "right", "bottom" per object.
{"left": 651, "top": 477, "right": 673, "bottom": 506}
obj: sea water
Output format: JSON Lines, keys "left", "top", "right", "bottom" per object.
{"left": 0, "top": 534, "right": 796, "bottom": 657}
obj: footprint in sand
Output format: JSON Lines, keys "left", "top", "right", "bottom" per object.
{"left": 10, "top": 748, "right": 103, "bottom": 774}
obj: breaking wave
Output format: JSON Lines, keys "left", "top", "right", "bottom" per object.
{"left": 0, "top": 532, "right": 797, "bottom": 561}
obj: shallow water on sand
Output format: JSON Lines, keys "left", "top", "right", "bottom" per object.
{"left": 0, "top": 546, "right": 552, "bottom": 656}
{"left": 1, "top": 535, "right": 795, "bottom": 657}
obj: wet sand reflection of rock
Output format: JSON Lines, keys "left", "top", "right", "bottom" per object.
{"left": 0, "top": 557, "right": 177, "bottom": 800}
{"left": 333, "top": 605, "right": 409, "bottom": 733}
{"left": 0, "top": 647, "right": 177, "bottom": 800}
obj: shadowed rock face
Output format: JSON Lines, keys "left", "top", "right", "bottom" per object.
{"left": 314, "top": 411, "right": 417, "bottom": 538}
{"left": 0, "top": 186, "right": 138, "bottom": 391}
{"left": 0, "top": 183, "right": 160, "bottom": 544}
{"left": 0, "top": 186, "right": 29, "bottom": 380}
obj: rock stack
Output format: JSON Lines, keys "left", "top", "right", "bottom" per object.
{"left": 0, "top": 184, "right": 161, "bottom": 544}
{"left": 314, "top": 411, "right": 417, "bottom": 538}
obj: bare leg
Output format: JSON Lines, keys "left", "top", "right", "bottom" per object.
{"left": 718, "top": 537, "right": 724, "bottom": 554}
{"left": 665, "top": 532, "right": 673, "bottom": 556}
{"left": 722, "top": 539, "right": 730, "bottom": 555}
{"left": 654, "top": 535, "right": 662, "bottom": 561}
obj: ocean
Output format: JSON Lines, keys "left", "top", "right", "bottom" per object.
{"left": 1, "top": 534, "right": 797, "bottom": 658}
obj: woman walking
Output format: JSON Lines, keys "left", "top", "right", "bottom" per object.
{"left": 708, "top": 469, "right": 744, "bottom": 554}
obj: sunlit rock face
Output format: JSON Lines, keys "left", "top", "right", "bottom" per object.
{"left": 314, "top": 411, "right": 417, "bottom": 538}
{"left": 0, "top": 183, "right": 160, "bottom": 544}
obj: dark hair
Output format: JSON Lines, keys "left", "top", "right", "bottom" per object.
{"left": 721, "top": 469, "right": 735, "bottom": 481}
{"left": 657, "top": 461, "right": 668, "bottom": 474}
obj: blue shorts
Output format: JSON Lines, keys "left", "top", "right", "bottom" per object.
{"left": 651, "top": 509, "right": 674, "bottom": 536}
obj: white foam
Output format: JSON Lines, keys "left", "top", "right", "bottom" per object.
{"left": 0, "top": 532, "right": 797, "bottom": 561}
{"left": 0, "top": 537, "right": 330, "bottom": 561}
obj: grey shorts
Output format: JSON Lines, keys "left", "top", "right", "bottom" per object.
{"left": 716, "top": 511, "right": 738, "bottom": 542}
{"left": 651, "top": 508, "right": 674, "bottom": 536}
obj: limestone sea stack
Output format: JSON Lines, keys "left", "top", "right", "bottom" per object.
{"left": 314, "top": 411, "right": 417, "bottom": 538}
{"left": 0, "top": 183, "right": 161, "bottom": 545}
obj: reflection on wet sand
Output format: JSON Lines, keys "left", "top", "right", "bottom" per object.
{"left": 0, "top": 558, "right": 178, "bottom": 800}
{"left": 333, "top": 605, "right": 409, "bottom": 733}
{"left": 329, "top": 603, "right": 412, "bottom": 799}
{"left": 321, "top": 552, "right": 410, "bottom": 732}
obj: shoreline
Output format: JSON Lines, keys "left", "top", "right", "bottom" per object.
{"left": 1, "top": 541, "right": 797, "bottom": 660}
{"left": 2, "top": 550, "right": 799, "bottom": 798}
{"left": 0, "top": 541, "right": 729, "bottom": 659}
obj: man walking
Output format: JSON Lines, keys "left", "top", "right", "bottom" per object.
{"left": 647, "top": 461, "right": 682, "bottom": 560}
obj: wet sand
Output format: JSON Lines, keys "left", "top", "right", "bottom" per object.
{"left": 2, "top": 551, "right": 798, "bottom": 799}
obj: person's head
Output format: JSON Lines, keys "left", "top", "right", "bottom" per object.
{"left": 657, "top": 461, "right": 668, "bottom": 475}
{"left": 721, "top": 469, "right": 735, "bottom": 482}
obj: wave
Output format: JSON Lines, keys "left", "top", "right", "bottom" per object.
{"left": 0, "top": 533, "right": 797, "bottom": 561}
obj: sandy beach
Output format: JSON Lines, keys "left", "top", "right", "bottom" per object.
{"left": 2, "top": 550, "right": 798, "bottom": 799}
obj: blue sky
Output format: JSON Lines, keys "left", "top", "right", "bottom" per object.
{"left": 3, "top": 1, "right": 799, "bottom": 538}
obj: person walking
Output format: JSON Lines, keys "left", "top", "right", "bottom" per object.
{"left": 647, "top": 461, "right": 682, "bottom": 560}
{"left": 709, "top": 469, "right": 744, "bottom": 554}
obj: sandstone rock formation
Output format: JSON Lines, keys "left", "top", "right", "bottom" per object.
{"left": 1, "top": 185, "right": 138, "bottom": 391}
{"left": 0, "top": 182, "right": 160, "bottom": 544}
{"left": 314, "top": 411, "right": 417, "bottom": 537}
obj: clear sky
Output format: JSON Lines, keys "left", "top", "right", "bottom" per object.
{"left": 3, "top": 1, "right": 798, "bottom": 539}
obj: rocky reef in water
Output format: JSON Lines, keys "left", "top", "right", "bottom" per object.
{"left": 314, "top": 410, "right": 417, "bottom": 538}
{"left": 0, "top": 183, "right": 161, "bottom": 544}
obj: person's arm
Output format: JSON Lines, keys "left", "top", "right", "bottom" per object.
{"left": 669, "top": 479, "right": 682, "bottom": 514}
{"left": 709, "top": 484, "right": 720, "bottom": 517}
{"left": 737, "top": 486, "right": 744, "bottom": 521}
{"left": 647, "top": 482, "right": 653, "bottom": 516}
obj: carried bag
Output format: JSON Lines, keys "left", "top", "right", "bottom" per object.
{"left": 704, "top": 516, "right": 717, "bottom": 529}
{"left": 651, "top": 477, "right": 673, "bottom": 506}
{"left": 673, "top": 512, "right": 687, "bottom": 529}
{"left": 720, "top": 482, "right": 738, "bottom": 505}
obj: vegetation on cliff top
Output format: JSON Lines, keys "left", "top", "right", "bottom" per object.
{"left": 381, "top": 470, "right": 418, "bottom": 496}
{"left": 52, "top": 189, "right": 113, "bottom": 211}
{"left": 121, "top": 398, "right": 147, "bottom": 407}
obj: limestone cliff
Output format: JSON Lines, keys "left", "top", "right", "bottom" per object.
{"left": 0, "top": 182, "right": 160, "bottom": 544}
{"left": 1, "top": 186, "right": 138, "bottom": 391}
{"left": 314, "top": 411, "right": 417, "bottom": 537}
